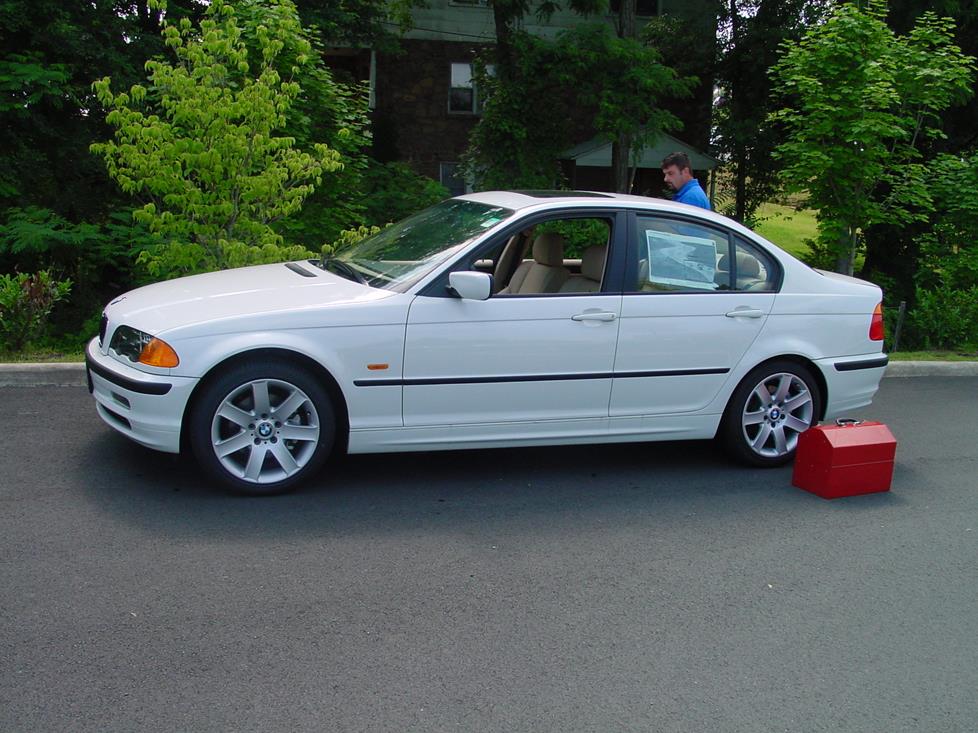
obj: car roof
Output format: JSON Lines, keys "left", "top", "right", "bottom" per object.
{"left": 457, "top": 189, "right": 751, "bottom": 232}
{"left": 458, "top": 189, "right": 723, "bottom": 216}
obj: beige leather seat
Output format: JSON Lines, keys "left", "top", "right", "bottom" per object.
{"left": 718, "top": 251, "right": 766, "bottom": 290}
{"left": 559, "top": 244, "right": 606, "bottom": 293}
{"left": 499, "top": 233, "right": 570, "bottom": 294}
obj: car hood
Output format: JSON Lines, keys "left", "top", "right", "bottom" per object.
{"left": 105, "top": 261, "right": 393, "bottom": 336}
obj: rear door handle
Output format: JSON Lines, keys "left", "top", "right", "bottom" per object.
{"left": 725, "top": 308, "right": 765, "bottom": 319}
{"left": 572, "top": 312, "right": 617, "bottom": 322}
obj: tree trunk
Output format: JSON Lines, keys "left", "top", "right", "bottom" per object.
{"left": 610, "top": 0, "right": 637, "bottom": 193}
{"left": 491, "top": 1, "right": 516, "bottom": 79}
{"left": 734, "top": 147, "right": 747, "bottom": 222}
{"left": 835, "top": 229, "right": 855, "bottom": 276}
{"left": 611, "top": 133, "right": 632, "bottom": 193}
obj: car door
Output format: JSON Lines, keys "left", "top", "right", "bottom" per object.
{"left": 610, "top": 211, "right": 781, "bottom": 417}
{"left": 401, "top": 210, "right": 626, "bottom": 428}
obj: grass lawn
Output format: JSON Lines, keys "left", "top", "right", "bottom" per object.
{"left": 752, "top": 202, "right": 817, "bottom": 258}
{"left": 887, "top": 350, "right": 978, "bottom": 361}
{"left": 0, "top": 349, "right": 85, "bottom": 363}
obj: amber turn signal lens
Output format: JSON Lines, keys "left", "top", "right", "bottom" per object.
{"left": 869, "top": 303, "right": 885, "bottom": 341}
{"left": 139, "top": 337, "right": 180, "bottom": 368}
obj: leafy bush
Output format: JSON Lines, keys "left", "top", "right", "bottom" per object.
{"left": 907, "top": 287, "right": 978, "bottom": 350}
{"left": 0, "top": 271, "right": 72, "bottom": 351}
{"left": 361, "top": 161, "right": 448, "bottom": 227}
{"left": 535, "top": 218, "right": 610, "bottom": 259}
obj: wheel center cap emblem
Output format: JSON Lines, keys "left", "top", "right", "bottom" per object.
{"left": 770, "top": 408, "right": 781, "bottom": 420}
{"left": 257, "top": 421, "right": 274, "bottom": 438}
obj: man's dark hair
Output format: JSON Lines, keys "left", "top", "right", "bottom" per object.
{"left": 662, "top": 151, "right": 692, "bottom": 171}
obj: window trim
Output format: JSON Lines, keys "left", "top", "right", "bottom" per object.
{"left": 623, "top": 211, "right": 783, "bottom": 295}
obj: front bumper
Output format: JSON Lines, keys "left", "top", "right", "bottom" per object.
{"left": 86, "top": 337, "right": 198, "bottom": 453}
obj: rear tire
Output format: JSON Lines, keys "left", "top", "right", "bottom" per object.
{"left": 720, "top": 360, "right": 821, "bottom": 467}
{"left": 189, "top": 360, "right": 335, "bottom": 495}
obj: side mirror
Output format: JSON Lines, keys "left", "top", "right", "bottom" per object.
{"left": 449, "top": 271, "right": 493, "bottom": 301}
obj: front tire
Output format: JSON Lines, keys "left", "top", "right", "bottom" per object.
{"left": 189, "top": 360, "right": 335, "bottom": 495}
{"left": 721, "top": 360, "right": 821, "bottom": 467}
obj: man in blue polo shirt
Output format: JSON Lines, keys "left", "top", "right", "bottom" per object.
{"left": 662, "top": 151, "right": 711, "bottom": 210}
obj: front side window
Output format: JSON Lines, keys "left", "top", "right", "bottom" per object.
{"left": 487, "top": 216, "right": 612, "bottom": 296}
{"left": 630, "top": 216, "right": 732, "bottom": 293}
{"left": 331, "top": 199, "right": 513, "bottom": 292}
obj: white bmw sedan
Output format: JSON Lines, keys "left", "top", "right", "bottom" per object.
{"left": 86, "top": 191, "right": 888, "bottom": 495}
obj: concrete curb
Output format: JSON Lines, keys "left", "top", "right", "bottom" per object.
{"left": 2, "top": 359, "right": 978, "bottom": 388}
{"left": 0, "top": 363, "right": 89, "bottom": 387}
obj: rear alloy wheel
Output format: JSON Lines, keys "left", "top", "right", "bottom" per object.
{"left": 190, "top": 361, "right": 335, "bottom": 495}
{"left": 721, "top": 360, "right": 821, "bottom": 467}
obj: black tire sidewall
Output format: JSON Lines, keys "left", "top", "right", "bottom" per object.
{"left": 189, "top": 360, "right": 335, "bottom": 495}
{"left": 721, "top": 360, "right": 822, "bottom": 467}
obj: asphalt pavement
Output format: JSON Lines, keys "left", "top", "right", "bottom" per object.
{"left": 1, "top": 377, "right": 976, "bottom": 732}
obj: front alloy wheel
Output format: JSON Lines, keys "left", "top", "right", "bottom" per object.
{"left": 722, "top": 360, "right": 821, "bottom": 467}
{"left": 191, "top": 361, "right": 335, "bottom": 495}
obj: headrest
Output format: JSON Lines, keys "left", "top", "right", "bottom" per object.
{"left": 581, "top": 245, "right": 606, "bottom": 282}
{"left": 532, "top": 233, "right": 565, "bottom": 266}
{"left": 736, "top": 251, "right": 760, "bottom": 278}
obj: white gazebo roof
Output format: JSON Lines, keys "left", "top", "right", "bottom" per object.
{"left": 562, "top": 132, "right": 720, "bottom": 170}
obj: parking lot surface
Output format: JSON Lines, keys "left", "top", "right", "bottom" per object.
{"left": 1, "top": 378, "right": 976, "bottom": 732}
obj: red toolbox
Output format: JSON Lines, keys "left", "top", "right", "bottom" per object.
{"left": 792, "top": 419, "right": 897, "bottom": 499}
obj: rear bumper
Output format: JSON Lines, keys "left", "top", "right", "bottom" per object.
{"left": 86, "top": 338, "right": 197, "bottom": 453}
{"left": 817, "top": 354, "right": 888, "bottom": 421}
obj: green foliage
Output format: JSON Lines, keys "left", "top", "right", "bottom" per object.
{"left": 710, "top": 0, "right": 830, "bottom": 224}
{"left": 0, "top": 270, "right": 72, "bottom": 351}
{"left": 237, "top": 1, "right": 374, "bottom": 249}
{"left": 915, "top": 152, "right": 978, "bottom": 291}
{"left": 907, "top": 286, "right": 978, "bottom": 350}
{"left": 770, "top": 0, "right": 976, "bottom": 274}
{"left": 536, "top": 218, "right": 609, "bottom": 259}
{"left": 462, "top": 34, "right": 571, "bottom": 189}
{"left": 360, "top": 161, "right": 449, "bottom": 227}
{"left": 0, "top": 206, "right": 152, "bottom": 338}
{"left": 325, "top": 224, "right": 383, "bottom": 257}
{"left": 463, "top": 23, "right": 692, "bottom": 189}
{"left": 90, "top": 0, "right": 346, "bottom": 278}
{"left": 292, "top": 0, "right": 418, "bottom": 49}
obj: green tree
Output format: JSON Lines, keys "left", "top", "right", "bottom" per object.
{"left": 464, "top": 23, "right": 691, "bottom": 190}
{"left": 91, "top": 0, "right": 346, "bottom": 278}
{"left": 711, "top": 0, "right": 830, "bottom": 224}
{"left": 770, "top": 0, "right": 975, "bottom": 275}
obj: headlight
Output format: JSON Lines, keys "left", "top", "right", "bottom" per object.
{"left": 109, "top": 326, "right": 180, "bottom": 368}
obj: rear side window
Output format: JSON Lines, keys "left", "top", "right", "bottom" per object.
{"left": 630, "top": 216, "right": 732, "bottom": 293}
{"left": 732, "top": 237, "right": 779, "bottom": 292}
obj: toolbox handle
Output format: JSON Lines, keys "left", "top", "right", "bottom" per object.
{"left": 835, "top": 418, "right": 864, "bottom": 426}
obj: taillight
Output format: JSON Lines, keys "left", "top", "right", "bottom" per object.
{"left": 869, "top": 303, "right": 885, "bottom": 341}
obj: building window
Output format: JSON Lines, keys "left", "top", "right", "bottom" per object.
{"left": 440, "top": 163, "right": 468, "bottom": 197}
{"left": 449, "top": 62, "right": 494, "bottom": 115}
{"left": 449, "top": 62, "right": 476, "bottom": 114}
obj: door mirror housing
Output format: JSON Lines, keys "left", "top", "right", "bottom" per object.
{"left": 449, "top": 271, "right": 493, "bottom": 301}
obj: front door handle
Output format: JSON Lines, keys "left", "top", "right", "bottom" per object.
{"left": 725, "top": 308, "right": 765, "bottom": 319}
{"left": 572, "top": 312, "right": 617, "bottom": 322}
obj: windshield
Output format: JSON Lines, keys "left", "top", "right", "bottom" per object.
{"left": 331, "top": 199, "right": 514, "bottom": 291}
